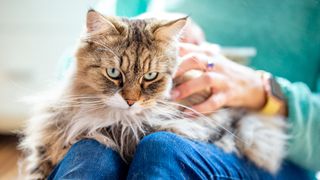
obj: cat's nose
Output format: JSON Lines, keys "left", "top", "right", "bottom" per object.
{"left": 126, "top": 100, "right": 136, "bottom": 106}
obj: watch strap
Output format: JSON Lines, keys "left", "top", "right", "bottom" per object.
{"left": 257, "top": 71, "right": 284, "bottom": 116}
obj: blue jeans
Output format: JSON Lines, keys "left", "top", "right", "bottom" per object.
{"left": 48, "top": 132, "right": 311, "bottom": 180}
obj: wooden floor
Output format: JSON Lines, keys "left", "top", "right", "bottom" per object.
{"left": 0, "top": 135, "right": 20, "bottom": 180}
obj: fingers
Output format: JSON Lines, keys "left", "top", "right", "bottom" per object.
{"left": 175, "top": 43, "right": 223, "bottom": 78}
{"left": 172, "top": 72, "right": 225, "bottom": 100}
{"left": 180, "top": 30, "right": 204, "bottom": 45}
{"left": 178, "top": 42, "right": 220, "bottom": 57}
{"left": 174, "top": 53, "right": 210, "bottom": 77}
{"left": 179, "top": 43, "right": 205, "bottom": 56}
{"left": 173, "top": 42, "right": 227, "bottom": 115}
{"left": 179, "top": 22, "right": 205, "bottom": 45}
{"left": 185, "top": 93, "right": 227, "bottom": 115}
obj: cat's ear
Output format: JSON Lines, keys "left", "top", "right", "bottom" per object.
{"left": 153, "top": 17, "right": 188, "bottom": 41}
{"left": 86, "top": 9, "right": 126, "bottom": 35}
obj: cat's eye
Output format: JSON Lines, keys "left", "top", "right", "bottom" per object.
{"left": 106, "top": 68, "right": 121, "bottom": 79}
{"left": 143, "top": 72, "right": 158, "bottom": 81}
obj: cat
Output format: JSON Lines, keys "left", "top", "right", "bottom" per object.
{"left": 19, "top": 9, "right": 288, "bottom": 179}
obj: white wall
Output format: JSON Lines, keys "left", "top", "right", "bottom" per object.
{"left": 0, "top": 0, "right": 113, "bottom": 133}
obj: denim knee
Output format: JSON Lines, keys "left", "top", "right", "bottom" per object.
{"left": 128, "top": 132, "right": 214, "bottom": 179}
{"left": 138, "top": 131, "right": 186, "bottom": 156}
{"left": 48, "top": 139, "right": 127, "bottom": 180}
{"left": 69, "top": 139, "right": 104, "bottom": 153}
{"left": 131, "top": 131, "right": 195, "bottom": 167}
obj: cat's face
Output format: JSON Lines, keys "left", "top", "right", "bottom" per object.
{"left": 74, "top": 10, "right": 186, "bottom": 113}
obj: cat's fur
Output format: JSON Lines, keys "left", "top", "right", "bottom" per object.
{"left": 19, "top": 10, "right": 288, "bottom": 179}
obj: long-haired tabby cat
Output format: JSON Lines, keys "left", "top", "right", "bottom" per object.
{"left": 20, "top": 9, "right": 287, "bottom": 179}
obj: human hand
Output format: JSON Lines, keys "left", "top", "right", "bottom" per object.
{"left": 171, "top": 43, "right": 266, "bottom": 114}
{"left": 179, "top": 19, "right": 205, "bottom": 45}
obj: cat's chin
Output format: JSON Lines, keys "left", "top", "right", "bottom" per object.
{"left": 128, "top": 107, "right": 144, "bottom": 115}
{"left": 107, "top": 105, "right": 145, "bottom": 116}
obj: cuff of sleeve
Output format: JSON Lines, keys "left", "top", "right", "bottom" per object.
{"left": 276, "top": 77, "right": 320, "bottom": 172}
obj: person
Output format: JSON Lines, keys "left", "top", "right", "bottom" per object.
{"left": 49, "top": 1, "right": 320, "bottom": 179}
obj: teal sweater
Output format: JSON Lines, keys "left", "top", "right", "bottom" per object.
{"left": 116, "top": 0, "right": 320, "bottom": 171}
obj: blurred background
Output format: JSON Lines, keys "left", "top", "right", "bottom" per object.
{"left": 0, "top": 0, "right": 115, "bottom": 134}
{"left": 0, "top": 0, "right": 114, "bottom": 178}
{"left": 0, "top": 0, "right": 319, "bottom": 179}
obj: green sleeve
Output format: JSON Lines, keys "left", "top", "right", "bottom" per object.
{"left": 277, "top": 77, "right": 320, "bottom": 172}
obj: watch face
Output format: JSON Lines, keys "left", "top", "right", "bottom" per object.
{"left": 269, "top": 78, "right": 285, "bottom": 100}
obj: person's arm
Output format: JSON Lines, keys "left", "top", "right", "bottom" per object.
{"left": 277, "top": 77, "right": 320, "bottom": 172}
{"left": 173, "top": 43, "right": 320, "bottom": 171}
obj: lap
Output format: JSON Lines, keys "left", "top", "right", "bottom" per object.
{"left": 48, "top": 139, "right": 128, "bottom": 180}
{"left": 49, "top": 132, "right": 311, "bottom": 180}
{"left": 128, "top": 132, "right": 311, "bottom": 180}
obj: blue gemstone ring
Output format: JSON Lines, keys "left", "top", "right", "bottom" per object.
{"left": 207, "top": 58, "right": 215, "bottom": 70}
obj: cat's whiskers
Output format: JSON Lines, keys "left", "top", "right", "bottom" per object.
{"left": 53, "top": 99, "right": 106, "bottom": 108}
{"left": 154, "top": 99, "right": 249, "bottom": 145}
{"left": 56, "top": 102, "right": 108, "bottom": 129}
{"left": 53, "top": 103, "right": 106, "bottom": 110}
{"left": 63, "top": 103, "right": 110, "bottom": 141}
{"left": 57, "top": 100, "right": 105, "bottom": 105}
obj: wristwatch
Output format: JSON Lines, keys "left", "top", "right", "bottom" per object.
{"left": 257, "top": 71, "right": 285, "bottom": 116}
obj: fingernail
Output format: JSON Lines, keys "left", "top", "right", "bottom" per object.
{"left": 170, "top": 90, "right": 180, "bottom": 99}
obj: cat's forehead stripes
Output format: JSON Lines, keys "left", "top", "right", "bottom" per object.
{"left": 93, "top": 18, "right": 174, "bottom": 77}
{"left": 77, "top": 15, "right": 183, "bottom": 93}
{"left": 120, "top": 52, "right": 130, "bottom": 72}
{"left": 118, "top": 19, "right": 155, "bottom": 75}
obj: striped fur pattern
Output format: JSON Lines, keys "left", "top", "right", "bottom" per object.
{"left": 19, "top": 10, "right": 288, "bottom": 179}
